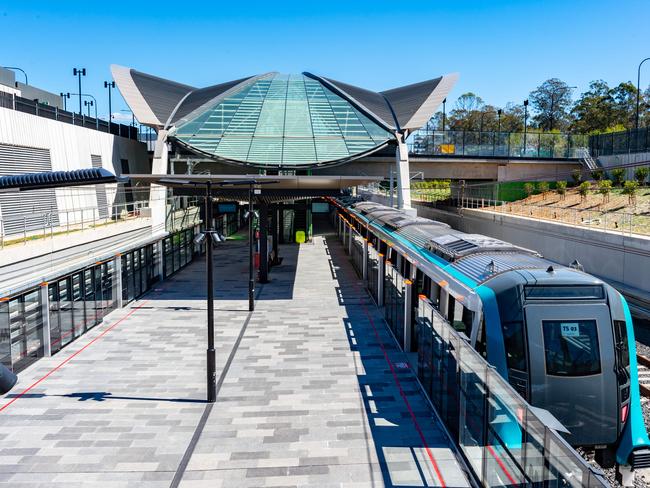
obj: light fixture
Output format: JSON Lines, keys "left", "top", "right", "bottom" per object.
{"left": 194, "top": 233, "right": 206, "bottom": 246}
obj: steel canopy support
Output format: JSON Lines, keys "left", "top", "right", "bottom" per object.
{"left": 395, "top": 131, "right": 412, "bottom": 209}
{"left": 271, "top": 204, "right": 280, "bottom": 266}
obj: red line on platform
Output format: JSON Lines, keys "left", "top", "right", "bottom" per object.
{"left": 345, "top": 261, "right": 447, "bottom": 487}
{"left": 0, "top": 301, "right": 149, "bottom": 413}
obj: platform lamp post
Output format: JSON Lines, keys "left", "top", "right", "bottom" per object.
{"left": 523, "top": 99, "right": 529, "bottom": 154}
{"left": 59, "top": 92, "right": 70, "bottom": 111}
{"left": 72, "top": 68, "right": 86, "bottom": 115}
{"left": 192, "top": 180, "right": 226, "bottom": 403}
{"left": 636, "top": 57, "right": 650, "bottom": 131}
{"left": 104, "top": 81, "right": 115, "bottom": 127}
{"left": 497, "top": 109, "right": 502, "bottom": 133}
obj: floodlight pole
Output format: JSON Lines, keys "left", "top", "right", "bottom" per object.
{"left": 205, "top": 181, "right": 216, "bottom": 403}
{"left": 248, "top": 183, "right": 255, "bottom": 312}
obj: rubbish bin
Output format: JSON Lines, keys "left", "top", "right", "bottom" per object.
{"left": 0, "top": 363, "right": 17, "bottom": 394}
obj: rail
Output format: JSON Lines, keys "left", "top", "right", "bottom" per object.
{"left": 408, "top": 129, "right": 589, "bottom": 160}
{"left": 458, "top": 196, "right": 649, "bottom": 237}
{"left": 0, "top": 91, "right": 138, "bottom": 140}
{"left": 589, "top": 127, "right": 650, "bottom": 157}
{"left": 335, "top": 209, "right": 610, "bottom": 487}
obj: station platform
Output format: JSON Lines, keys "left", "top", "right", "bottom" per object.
{"left": 0, "top": 224, "right": 471, "bottom": 487}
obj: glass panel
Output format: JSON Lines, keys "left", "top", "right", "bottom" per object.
{"left": 172, "top": 73, "right": 392, "bottom": 168}
{"left": 72, "top": 273, "right": 85, "bottom": 336}
{"left": 58, "top": 278, "right": 73, "bottom": 347}
{"left": 48, "top": 284, "right": 61, "bottom": 353}
{"left": 84, "top": 268, "right": 96, "bottom": 329}
{"left": 22, "top": 290, "right": 44, "bottom": 363}
{"left": 0, "top": 301, "right": 10, "bottom": 369}
{"left": 133, "top": 250, "right": 142, "bottom": 298}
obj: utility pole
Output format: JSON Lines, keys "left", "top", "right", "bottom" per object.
{"left": 636, "top": 58, "right": 650, "bottom": 130}
{"left": 72, "top": 68, "right": 86, "bottom": 115}
{"left": 104, "top": 81, "right": 115, "bottom": 126}
{"left": 205, "top": 181, "right": 216, "bottom": 403}
{"left": 248, "top": 183, "right": 255, "bottom": 312}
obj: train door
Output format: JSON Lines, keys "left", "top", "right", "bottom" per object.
{"left": 524, "top": 303, "right": 618, "bottom": 446}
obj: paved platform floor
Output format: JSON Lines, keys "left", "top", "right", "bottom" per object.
{"left": 0, "top": 224, "right": 471, "bottom": 487}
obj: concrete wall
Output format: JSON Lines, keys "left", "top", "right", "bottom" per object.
{"left": 0, "top": 107, "right": 149, "bottom": 220}
{"left": 598, "top": 151, "right": 650, "bottom": 180}
{"left": 366, "top": 192, "right": 650, "bottom": 301}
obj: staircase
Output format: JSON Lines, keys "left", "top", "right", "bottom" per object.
{"left": 576, "top": 147, "right": 599, "bottom": 170}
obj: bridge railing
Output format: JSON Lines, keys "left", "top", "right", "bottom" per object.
{"left": 409, "top": 130, "right": 588, "bottom": 159}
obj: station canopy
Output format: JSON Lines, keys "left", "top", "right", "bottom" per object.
{"left": 112, "top": 66, "right": 458, "bottom": 169}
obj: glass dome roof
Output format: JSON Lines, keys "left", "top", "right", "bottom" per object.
{"left": 169, "top": 73, "right": 393, "bottom": 168}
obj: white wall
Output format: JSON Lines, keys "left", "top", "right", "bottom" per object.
{"left": 0, "top": 107, "right": 149, "bottom": 221}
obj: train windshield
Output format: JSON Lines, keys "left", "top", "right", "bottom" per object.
{"left": 525, "top": 285, "right": 604, "bottom": 300}
{"left": 542, "top": 320, "right": 601, "bottom": 376}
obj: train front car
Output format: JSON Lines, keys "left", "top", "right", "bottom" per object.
{"left": 482, "top": 267, "right": 650, "bottom": 467}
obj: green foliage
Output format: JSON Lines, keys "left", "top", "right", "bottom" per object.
{"left": 622, "top": 180, "right": 639, "bottom": 205}
{"left": 634, "top": 167, "right": 649, "bottom": 185}
{"left": 523, "top": 182, "right": 535, "bottom": 197}
{"left": 529, "top": 79, "right": 574, "bottom": 131}
{"left": 611, "top": 168, "right": 625, "bottom": 186}
{"left": 591, "top": 169, "right": 604, "bottom": 181}
{"left": 578, "top": 181, "right": 591, "bottom": 200}
{"left": 597, "top": 180, "right": 612, "bottom": 202}
{"left": 537, "top": 181, "right": 549, "bottom": 199}
{"left": 571, "top": 169, "right": 582, "bottom": 185}
{"left": 555, "top": 181, "right": 567, "bottom": 195}
{"left": 409, "top": 179, "right": 451, "bottom": 190}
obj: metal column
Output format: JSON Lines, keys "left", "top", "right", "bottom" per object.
{"left": 115, "top": 254, "right": 124, "bottom": 309}
{"left": 377, "top": 255, "right": 385, "bottom": 307}
{"left": 40, "top": 283, "right": 51, "bottom": 357}
{"left": 271, "top": 204, "right": 279, "bottom": 266}
{"left": 404, "top": 279, "right": 413, "bottom": 352}
{"left": 259, "top": 203, "right": 269, "bottom": 284}
{"left": 362, "top": 239, "right": 368, "bottom": 282}
{"left": 205, "top": 182, "right": 217, "bottom": 403}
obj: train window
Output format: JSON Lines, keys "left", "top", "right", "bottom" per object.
{"left": 525, "top": 285, "right": 604, "bottom": 300}
{"left": 501, "top": 321, "right": 527, "bottom": 371}
{"left": 430, "top": 281, "right": 441, "bottom": 310}
{"left": 613, "top": 320, "right": 630, "bottom": 369}
{"left": 542, "top": 320, "right": 601, "bottom": 376}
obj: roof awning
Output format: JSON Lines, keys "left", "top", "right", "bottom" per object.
{"left": 126, "top": 174, "right": 381, "bottom": 203}
{"left": 0, "top": 168, "right": 119, "bottom": 191}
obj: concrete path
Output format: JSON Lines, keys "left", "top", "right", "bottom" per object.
{"left": 0, "top": 225, "right": 471, "bottom": 487}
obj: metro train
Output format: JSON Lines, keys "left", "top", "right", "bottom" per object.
{"left": 333, "top": 197, "right": 650, "bottom": 470}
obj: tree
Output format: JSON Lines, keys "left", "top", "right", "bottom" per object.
{"left": 556, "top": 181, "right": 567, "bottom": 200}
{"left": 610, "top": 82, "right": 639, "bottom": 128}
{"left": 571, "top": 169, "right": 582, "bottom": 186}
{"left": 622, "top": 180, "right": 639, "bottom": 206}
{"left": 448, "top": 93, "right": 485, "bottom": 131}
{"left": 537, "top": 181, "right": 549, "bottom": 200}
{"left": 611, "top": 168, "right": 625, "bottom": 187}
{"left": 578, "top": 181, "right": 591, "bottom": 202}
{"left": 499, "top": 103, "right": 525, "bottom": 132}
{"left": 570, "top": 80, "right": 616, "bottom": 133}
{"left": 598, "top": 180, "right": 612, "bottom": 203}
{"left": 634, "top": 167, "right": 649, "bottom": 185}
{"left": 529, "top": 78, "right": 574, "bottom": 131}
{"left": 524, "top": 182, "right": 535, "bottom": 199}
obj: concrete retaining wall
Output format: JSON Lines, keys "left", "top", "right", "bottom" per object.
{"left": 365, "top": 193, "right": 650, "bottom": 301}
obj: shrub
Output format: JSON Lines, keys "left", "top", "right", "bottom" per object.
{"left": 598, "top": 179, "right": 612, "bottom": 203}
{"left": 622, "top": 180, "right": 639, "bottom": 205}
{"left": 537, "top": 181, "right": 549, "bottom": 200}
{"left": 523, "top": 182, "right": 535, "bottom": 198}
{"left": 571, "top": 169, "right": 582, "bottom": 186}
{"left": 578, "top": 181, "right": 591, "bottom": 202}
{"left": 611, "top": 168, "right": 625, "bottom": 187}
{"left": 634, "top": 167, "right": 649, "bottom": 185}
{"left": 556, "top": 181, "right": 567, "bottom": 200}
{"left": 591, "top": 169, "right": 604, "bottom": 181}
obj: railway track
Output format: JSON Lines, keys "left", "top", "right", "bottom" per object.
{"left": 637, "top": 354, "right": 650, "bottom": 398}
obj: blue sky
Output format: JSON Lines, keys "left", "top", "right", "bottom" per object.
{"left": 1, "top": 0, "right": 649, "bottom": 122}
